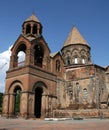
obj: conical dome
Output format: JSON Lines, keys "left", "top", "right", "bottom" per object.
{"left": 62, "top": 26, "right": 90, "bottom": 48}
{"left": 25, "top": 13, "right": 40, "bottom": 23}
{"left": 61, "top": 26, "right": 91, "bottom": 66}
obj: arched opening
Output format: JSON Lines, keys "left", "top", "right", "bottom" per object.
{"left": 74, "top": 57, "right": 78, "bottom": 64}
{"left": 34, "top": 44, "right": 44, "bottom": 67}
{"left": 14, "top": 86, "right": 21, "bottom": 116}
{"left": 26, "top": 24, "right": 31, "bottom": 34}
{"left": 33, "top": 24, "right": 37, "bottom": 34}
{"left": 67, "top": 56, "right": 71, "bottom": 65}
{"left": 82, "top": 58, "right": 85, "bottom": 64}
{"left": 34, "top": 87, "right": 43, "bottom": 118}
{"left": 56, "top": 60, "right": 61, "bottom": 72}
{"left": 18, "top": 51, "right": 26, "bottom": 66}
{"left": 16, "top": 43, "right": 26, "bottom": 67}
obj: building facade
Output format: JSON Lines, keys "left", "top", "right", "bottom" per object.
{"left": 2, "top": 14, "right": 109, "bottom": 118}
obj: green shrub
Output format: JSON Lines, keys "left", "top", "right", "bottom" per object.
{"left": 0, "top": 107, "right": 2, "bottom": 113}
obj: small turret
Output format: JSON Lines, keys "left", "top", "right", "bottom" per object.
{"left": 22, "top": 13, "right": 42, "bottom": 37}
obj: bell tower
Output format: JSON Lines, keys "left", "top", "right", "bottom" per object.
{"left": 2, "top": 14, "right": 57, "bottom": 118}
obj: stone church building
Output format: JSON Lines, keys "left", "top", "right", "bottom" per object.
{"left": 2, "top": 14, "right": 109, "bottom": 118}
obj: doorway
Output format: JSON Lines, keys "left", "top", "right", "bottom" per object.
{"left": 14, "top": 86, "right": 21, "bottom": 116}
{"left": 34, "top": 87, "right": 43, "bottom": 118}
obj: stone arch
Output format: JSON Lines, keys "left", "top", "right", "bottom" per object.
{"left": 15, "top": 43, "right": 27, "bottom": 55}
{"left": 8, "top": 80, "right": 23, "bottom": 93}
{"left": 81, "top": 55, "right": 87, "bottom": 64}
{"left": 11, "top": 42, "right": 27, "bottom": 68}
{"left": 72, "top": 48, "right": 79, "bottom": 55}
{"left": 72, "top": 54, "right": 79, "bottom": 64}
{"left": 64, "top": 50, "right": 71, "bottom": 65}
{"left": 7, "top": 80, "right": 23, "bottom": 117}
{"left": 32, "top": 81, "right": 48, "bottom": 118}
{"left": 80, "top": 49, "right": 87, "bottom": 56}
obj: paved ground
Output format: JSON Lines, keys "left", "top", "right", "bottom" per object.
{"left": 0, "top": 117, "right": 109, "bottom": 130}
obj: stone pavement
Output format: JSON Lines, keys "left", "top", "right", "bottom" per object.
{"left": 0, "top": 117, "right": 109, "bottom": 130}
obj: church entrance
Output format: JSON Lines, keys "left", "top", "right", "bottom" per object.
{"left": 34, "top": 87, "right": 43, "bottom": 118}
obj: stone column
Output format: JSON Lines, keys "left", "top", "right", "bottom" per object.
{"left": 2, "top": 94, "right": 10, "bottom": 117}
{"left": 28, "top": 92, "right": 34, "bottom": 118}
{"left": 8, "top": 93, "right": 15, "bottom": 117}
{"left": 41, "top": 94, "right": 48, "bottom": 118}
{"left": 45, "top": 95, "right": 49, "bottom": 117}
{"left": 20, "top": 92, "right": 28, "bottom": 118}
{"left": 26, "top": 49, "right": 34, "bottom": 65}
{"left": 9, "top": 55, "right": 18, "bottom": 69}
{"left": 37, "top": 24, "right": 40, "bottom": 35}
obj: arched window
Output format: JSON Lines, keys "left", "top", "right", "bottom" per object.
{"left": 74, "top": 57, "right": 78, "bottom": 64}
{"left": 82, "top": 58, "right": 85, "bottom": 64}
{"left": 16, "top": 44, "right": 26, "bottom": 67}
{"left": 18, "top": 51, "right": 25, "bottom": 67}
{"left": 56, "top": 60, "right": 61, "bottom": 72}
{"left": 67, "top": 56, "right": 71, "bottom": 65}
{"left": 83, "top": 88, "right": 88, "bottom": 99}
{"left": 33, "top": 24, "right": 37, "bottom": 34}
{"left": 34, "top": 44, "right": 44, "bottom": 67}
{"left": 26, "top": 24, "right": 31, "bottom": 34}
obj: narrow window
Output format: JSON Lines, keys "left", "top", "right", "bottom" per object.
{"left": 26, "top": 24, "right": 31, "bottom": 34}
{"left": 56, "top": 60, "right": 61, "bottom": 72}
{"left": 67, "top": 57, "right": 71, "bottom": 65}
{"left": 82, "top": 58, "right": 85, "bottom": 64}
{"left": 74, "top": 58, "right": 78, "bottom": 64}
{"left": 33, "top": 24, "right": 37, "bottom": 34}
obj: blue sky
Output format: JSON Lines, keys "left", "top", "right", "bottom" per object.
{"left": 0, "top": 0, "right": 109, "bottom": 92}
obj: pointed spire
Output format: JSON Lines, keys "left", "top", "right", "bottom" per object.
{"left": 62, "top": 26, "right": 90, "bottom": 48}
{"left": 25, "top": 13, "right": 40, "bottom": 23}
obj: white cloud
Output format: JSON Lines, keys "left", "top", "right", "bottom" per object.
{"left": 0, "top": 46, "right": 12, "bottom": 92}
{"left": 0, "top": 46, "right": 26, "bottom": 92}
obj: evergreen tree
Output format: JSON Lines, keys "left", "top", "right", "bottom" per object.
{"left": 0, "top": 92, "right": 3, "bottom": 113}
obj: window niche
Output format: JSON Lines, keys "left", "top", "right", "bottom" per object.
{"left": 67, "top": 56, "right": 71, "bottom": 65}
{"left": 83, "top": 88, "right": 88, "bottom": 100}
{"left": 56, "top": 60, "right": 61, "bottom": 72}
{"left": 67, "top": 83, "right": 73, "bottom": 101}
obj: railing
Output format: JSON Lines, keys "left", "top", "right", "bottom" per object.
{"left": 18, "top": 61, "right": 25, "bottom": 67}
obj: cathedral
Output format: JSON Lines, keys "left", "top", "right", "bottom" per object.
{"left": 2, "top": 14, "right": 109, "bottom": 118}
